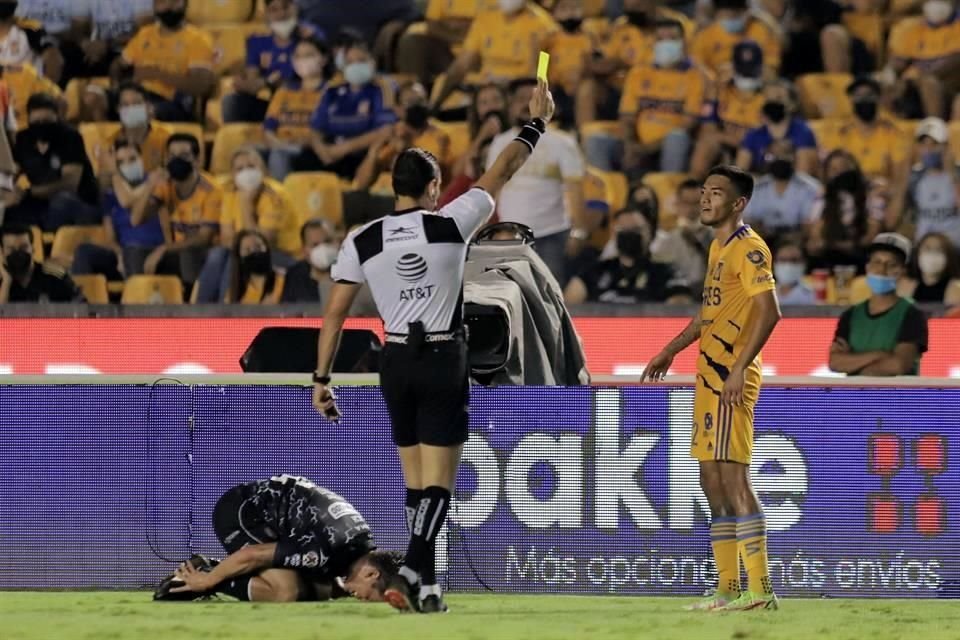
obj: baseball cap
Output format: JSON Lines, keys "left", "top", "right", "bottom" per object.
{"left": 915, "top": 117, "right": 948, "bottom": 144}
{"left": 868, "top": 232, "right": 912, "bottom": 264}
{"left": 732, "top": 41, "right": 763, "bottom": 78}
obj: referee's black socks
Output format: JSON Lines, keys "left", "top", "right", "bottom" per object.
{"left": 401, "top": 485, "right": 451, "bottom": 586}
{"left": 404, "top": 487, "right": 437, "bottom": 587}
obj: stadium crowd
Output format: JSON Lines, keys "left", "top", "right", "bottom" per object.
{"left": 1, "top": 0, "right": 960, "bottom": 313}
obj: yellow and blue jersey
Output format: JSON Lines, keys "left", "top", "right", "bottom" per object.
{"left": 890, "top": 14, "right": 960, "bottom": 71}
{"left": 245, "top": 22, "right": 325, "bottom": 82}
{"left": 620, "top": 60, "right": 708, "bottom": 145}
{"left": 309, "top": 81, "right": 397, "bottom": 141}
{"left": 264, "top": 80, "right": 328, "bottom": 143}
{"left": 704, "top": 82, "right": 765, "bottom": 144}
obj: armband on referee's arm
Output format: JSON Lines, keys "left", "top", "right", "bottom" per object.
{"left": 513, "top": 117, "right": 547, "bottom": 153}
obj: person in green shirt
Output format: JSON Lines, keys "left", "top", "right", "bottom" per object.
{"left": 829, "top": 233, "right": 928, "bottom": 376}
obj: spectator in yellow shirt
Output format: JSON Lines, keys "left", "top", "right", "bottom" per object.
{"left": 888, "top": 2, "right": 960, "bottom": 118}
{"left": 102, "top": 83, "right": 172, "bottom": 180}
{"left": 690, "top": 0, "right": 781, "bottom": 78}
{"left": 195, "top": 147, "right": 300, "bottom": 302}
{"left": 430, "top": 0, "right": 556, "bottom": 112}
{"left": 134, "top": 133, "right": 221, "bottom": 285}
{"left": 576, "top": 0, "right": 692, "bottom": 126}
{"left": 690, "top": 41, "right": 766, "bottom": 177}
{"left": 225, "top": 229, "right": 285, "bottom": 305}
{"left": 2, "top": 62, "right": 60, "bottom": 131}
{"left": 831, "top": 77, "right": 910, "bottom": 182}
{"left": 263, "top": 37, "right": 333, "bottom": 180}
{"left": 543, "top": 0, "right": 596, "bottom": 130}
{"left": 112, "top": 0, "right": 216, "bottom": 121}
{"left": 396, "top": 0, "right": 498, "bottom": 84}
{"left": 584, "top": 19, "right": 707, "bottom": 177}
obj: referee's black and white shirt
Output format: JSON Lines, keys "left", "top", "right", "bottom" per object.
{"left": 331, "top": 188, "right": 495, "bottom": 335}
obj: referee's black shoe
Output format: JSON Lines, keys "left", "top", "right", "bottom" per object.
{"left": 420, "top": 594, "right": 448, "bottom": 614}
{"left": 384, "top": 574, "right": 421, "bottom": 613}
{"left": 153, "top": 554, "right": 218, "bottom": 602}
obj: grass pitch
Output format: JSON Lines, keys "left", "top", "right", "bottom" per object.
{"left": 1, "top": 592, "right": 956, "bottom": 640}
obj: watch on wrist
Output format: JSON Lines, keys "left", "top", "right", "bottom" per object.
{"left": 312, "top": 372, "right": 331, "bottom": 385}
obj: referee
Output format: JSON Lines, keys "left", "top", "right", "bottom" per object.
{"left": 312, "top": 79, "right": 556, "bottom": 613}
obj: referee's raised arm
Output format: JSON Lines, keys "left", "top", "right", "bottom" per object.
{"left": 473, "top": 78, "right": 556, "bottom": 199}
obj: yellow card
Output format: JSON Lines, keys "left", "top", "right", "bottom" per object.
{"left": 537, "top": 51, "right": 550, "bottom": 81}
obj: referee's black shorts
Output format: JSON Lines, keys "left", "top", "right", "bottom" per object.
{"left": 379, "top": 339, "right": 470, "bottom": 448}
{"left": 212, "top": 486, "right": 273, "bottom": 553}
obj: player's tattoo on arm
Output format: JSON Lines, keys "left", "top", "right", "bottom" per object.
{"left": 664, "top": 311, "right": 704, "bottom": 356}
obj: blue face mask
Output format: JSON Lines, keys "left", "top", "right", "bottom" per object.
{"left": 921, "top": 150, "right": 944, "bottom": 170}
{"left": 866, "top": 274, "right": 898, "bottom": 295}
{"left": 720, "top": 15, "right": 747, "bottom": 33}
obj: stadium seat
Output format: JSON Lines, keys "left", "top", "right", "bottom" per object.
{"left": 429, "top": 73, "right": 473, "bottom": 112}
{"left": 807, "top": 119, "right": 844, "bottom": 155}
{"left": 282, "top": 172, "right": 344, "bottom": 227}
{"left": 121, "top": 275, "right": 185, "bottom": 304}
{"left": 431, "top": 120, "right": 470, "bottom": 162}
{"left": 30, "top": 225, "right": 44, "bottom": 262}
{"left": 210, "top": 123, "right": 266, "bottom": 174}
{"left": 842, "top": 12, "right": 885, "bottom": 63}
{"left": 79, "top": 122, "right": 122, "bottom": 175}
{"left": 642, "top": 172, "right": 690, "bottom": 230}
{"left": 796, "top": 73, "right": 853, "bottom": 119}
{"left": 64, "top": 76, "right": 110, "bottom": 122}
{"left": 73, "top": 274, "right": 109, "bottom": 304}
{"left": 894, "top": 119, "right": 921, "bottom": 138}
{"left": 165, "top": 122, "right": 207, "bottom": 167}
{"left": 50, "top": 225, "right": 108, "bottom": 264}
{"left": 580, "top": 120, "right": 622, "bottom": 142}
{"left": 187, "top": 0, "right": 257, "bottom": 25}
{"left": 582, "top": 16, "right": 612, "bottom": 41}
{"left": 587, "top": 168, "right": 628, "bottom": 212}
{"left": 847, "top": 275, "right": 872, "bottom": 306}
{"left": 369, "top": 172, "right": 394, "bottom": 196}
{"left": 208, "top": 22, "right": 270, "bottom": 75}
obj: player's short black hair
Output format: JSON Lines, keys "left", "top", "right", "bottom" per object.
{"left": 26, "top": 92, "right": 58, "bottom": 115}
{"left": 392, "top": 148, "right": 440, "bottom": 199}
{"left": 507, "top": 77, "right": 538, "bottom": 95}
{"left": 166, "top": 132, "right": 201, "bottom": 157}
{"left": 706, "top": 165, "right": 754, "bottom": 201}
{"left": 1, "top": 224, "right": 32, "bottom": 240}
{"left": 367, "top": 550, "right": 403, "bottom": 595}
{"left": 677, "top": 177, "right": 701, "bottom": 193}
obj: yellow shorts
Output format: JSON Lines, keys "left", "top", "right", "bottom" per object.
{"left": 691, "top": 376, "right": 756, "bottom": 464}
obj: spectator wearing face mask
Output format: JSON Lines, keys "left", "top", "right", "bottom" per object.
{"left": 584, "top": 18, "right": 706, "bottom": 176}
{"left": 430, "top": 0, "right": 556, "bottom": 113}
{"left": 72, "top": 137, "right": 165, "bottom": 280}
{"left": 0, "top": 1, "right": 62, "bottom": 82}
{"left": 112, "top": 0, "right": 216, "bottom": 122}
{"left": 743, "top": 139, "right": 822, "bottom": 247}
{"left": 899, "top": 231, "right": 960, "bottom": 305}
{"left": 690, "top": 41, "right": 766, "bottom": 177}
{"left": 772, "top": 240, "right": 816, "bottom": 305}
{"left": 307, "top": 41, "right": 396, "bottom": 180}
{"left": 830, "top": 233, "right": 928, "bottom": 376}
{"left": 735, "top": 79, "right": 818, "bottom": 176}
{"left": 354, "top": 81, "right": 451, "bottom": 190}
{"left": 262, "top": 37, "right": 334, "bottom": 181}
{"left": 887, "top": 118, "right": 960, "bottom": 249}
{"left": 100, "top": 82, "right": 171, "bottom": 179}
{"left": 225, "top": 229, "right": 285, "bottom": 304}
{"left": 6, "top": 92, "right": 100, "bottom": 231}
{"left": 223, "top": 0, "right": 324, "bottom": 124}
{"left": 3, "top": 62, "right": 60, "bottom": 131}
{"left": 690, "top": 0, "right": 781, "bottom": 78}
{"left": 772, "top": 0, "right": 874, "bottom": 78}
{"left": 806, "top": 150, "right": 880, "bottom": 271}
{"left": 0, "top": 223, "right": 81, "bottom": 302}
{"left": 650, "top": 177, "right": 710, "bottom": 297}
{"left": 564, "top": 207, "right": 689, "bottom": 305}
{"left": 827, "top": 77, "right": 910, "bottom": 182}
{"left": 576, "top": 0, "right": 692, "bottom": 126}
{"left": 888, "top": 0, "right": 960, "bottom": 119}
{"left": 542, "top": 0, "right": 595, "bottom": 130}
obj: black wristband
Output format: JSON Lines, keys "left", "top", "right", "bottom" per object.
{"left": 514, "top": 118, "right": 546, "bottom": 153}
{"left": 312, "top": 372, "right": 331, "bottom": 385}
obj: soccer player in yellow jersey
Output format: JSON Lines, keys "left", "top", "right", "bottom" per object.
{"left": 642, "top": 165, "right": 782, "bottom": 612}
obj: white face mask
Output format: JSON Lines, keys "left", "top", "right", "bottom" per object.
{"left": 119, "top": 158, "right": 145, "bottom": 185}
{"left": 653, "top": 39, "right": 684, "bottom": 67}
{"left": 310, "top": 243, "right": 339, "bottom": 271}
{"left": 293, "top": 55, "right": 322, "bottom": 79}
{"left": 774, "top": 261, "right": 805, "bottom": 286}
{"left": 498, "top": 0, "right": 525, "bottom": 13}
{"left": 119, "top": 103, "right": 149, "bottom": 129}
{"left": 918, "top": 250, "right": 947, "bottom": 275}
{"left": 234, "top": 167, "right": 264, "bottom": 192}
{"left": 924, "top": 0, "right": 954, "bottom": 24}
{"left": 270, "top": 17, "right": 298, "bottom": 39}
{"left": 343, "top": 61, "right": 374, "bottom": 86}
{"left": 734, "top": 75, "right": 762, "bottom": 92}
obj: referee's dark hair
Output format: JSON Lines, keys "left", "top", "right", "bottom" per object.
{"left": 707, "top": 164, "right": 755, "bottom": 201}
{"left": 392, "top": 148, "right": 440, "bottom": 199}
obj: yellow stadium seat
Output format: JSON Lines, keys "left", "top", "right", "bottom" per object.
{"left": 807, "top": 119, "right": 845, "bottom": 155}
{"left": 587, "top": 167, "right": 628, "bottom": 212}
{"left": 187, "top": 0, "right": 257, "bottom": 25}
{"left": 431, "top": 120, "right": 470, "bottom": 162}
{"left": 79, "top": 122, "right": 122, "bottom": 175}
{"left": 843, "top": 12, "right": 885, "bottom": 62}
{"left": 948, "top": 121, "right": 960, "bottom": 160}
{"left": 121, "top": 275, "right": 185, "bottom": 304}
{"left": 796, "top": 73, "right": 853, "bottom": 120}
{"left": 583, "top": 0, "right": 607, "bottom": 17}
{"left": 30, "top": 225, "right": 44, "bottom": 262}
{"left": 430, "top": 73, "right": 473, "bottom": 112}
{"left": 582, "top": 16, "right": 612, "bottom": 41}
{"left": 642, "top": 172, "right": 691, "bottom": 231}
{"left": 580, "top": 120, "right": 622, "bottom": 141}
{"left": 73, "top": 274, "right": 109, "bottom": 304}
{"left": 894, "top": 119, "right": 921, "bottom": 138}
{"left": 370, "top": 172, "right": 394, "bottom": 196}
{"left": 848, "top": 275, "right": 872, "bottom": 305}
{"left": 51, "top": 225, "right": 108, "bottom": 263}
{"left": 165, "top": 122, "right": 207, "bottom": 166}
{"left": 207, "top": 22, "right": 270, "bottom": 74}
{"left": 282, "top": 172, "right": 344, "bottom": 227}
{"left": 64, "top": 76, "right": 110, "bottom": 122}
{"left": 210, "top": 123, "right": 266, "bottom": 174}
